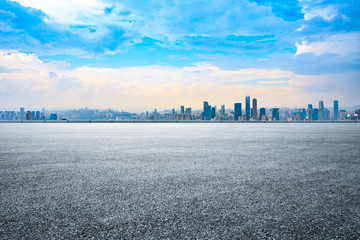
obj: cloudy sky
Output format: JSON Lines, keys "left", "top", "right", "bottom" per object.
{"left": 0, "top": 0, "right": 359, "bottom": 111}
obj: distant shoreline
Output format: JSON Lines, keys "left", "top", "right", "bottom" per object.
{"left": 0, "top": 120, "right": 358, "bottom": 123}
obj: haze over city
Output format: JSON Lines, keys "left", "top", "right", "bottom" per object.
{"left": 1, "top": 0, "right": 359, "bottom": 110}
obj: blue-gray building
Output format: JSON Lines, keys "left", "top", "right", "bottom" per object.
{"left": 334, "top": 100, "right": 339, "bottom": 120}
{"left": 245, "top": 96, "right": 250, "bottom": 120}
{"left": 234, "top": 103, "right": 242, "bottom": 121}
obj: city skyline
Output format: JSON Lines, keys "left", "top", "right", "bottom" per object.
{"left": 0, "top": 1, "right": 359, "bottom": 110}
{"left": 2, "top": 98, "right": 359, "bottom": 121}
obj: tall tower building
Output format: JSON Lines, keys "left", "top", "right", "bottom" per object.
{"left": 211, "top": 107, "right": 216, "bottom": 119}
{"left": 313, "top": 108, "right": 319, "bottom": 121}
{"left": 252, "top": 98, "right": 257, "bottom": 120}
{"left": 245, "top": 96, "right": 250, "bottom": 120}
{"left": 272, "top": 108, "right": 279, "bottom": 121}
{"left": 20, "top": 108, "right": 24, "bottom": 121}
{"left": 307, "top": 104, "right": 313, "bottom": 120}
{"left": 260, "top": 108, "right": 266, "bottom": 120}
{"left": 334, "top": 100, "right": 339, "bottom": 120}
{"left": 319, "top": 101, "right": 325, "bottom": 120}
{"left": 220, "top": 105, "right": 225, "bottom": 117}
{"left": 203, "top": 101, "right": 208, "bottom": 120}
{"left": 234, "top": 103, "right": 242, "bottom": 121}
{"left": 180, "top": 106, "right": 185, "bottom": 114}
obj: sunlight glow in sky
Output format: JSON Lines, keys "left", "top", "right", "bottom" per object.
{"left": 0, "top": 0, "right": 359, "bottom": 110}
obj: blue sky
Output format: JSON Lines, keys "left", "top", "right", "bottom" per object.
{"left": 0, "top": 0, "right": 359, "bottom": 110}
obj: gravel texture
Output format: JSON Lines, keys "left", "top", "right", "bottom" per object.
{"left": 0, "top": 123, "right": 359, "bottom": 239}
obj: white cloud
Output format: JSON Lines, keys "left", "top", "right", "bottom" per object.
{"left": 13, "top": 0, "right": 108, "bottom": 25}
{"left": 295, "top": 33, "right": 360, "bottom": 56}
{"left": 0, "top": 50, "right": 357, "bottom": 110}
{"left": 303, "top": 5, "right": 338, "bottom": 21}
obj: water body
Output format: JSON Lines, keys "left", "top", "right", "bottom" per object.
{"left": 1, "top": 123, "right": 359, "bottom": 239}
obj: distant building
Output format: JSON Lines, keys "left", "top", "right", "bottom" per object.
{"left": 35, "top": 111, "right": 40, "bottom": 120}
{"left": 180, "top": 106, "right": 184, "bottom": 114}
{"left": 333, "top": 100, "right": 339, "bottom": 120}
{"left": 203, "top": 101, "right": 211, "bottom": 120}
{"left": 307, "top": 104, "right": 313, "bottom": 120}
{"left": 49, "top": 114, "right": 58, "bottom": 120}
{"left": 234, "top": 103, "right": 242, "bottom": 121}
{"left": 252, "top": 98, "right": 258, "bottom": 120}
{"left": 313, "top": 108, "right": 319, "bottom": 121}
{"left": 259, "top": 108, "right": 266, "bottom": 120}
{"left": 245, "top": 96, "right": 250, "bottom": 120}
{"left": 211, "top": 107, "right": 216, "bottom": 119}
{"left": 325, "top": 108, "right": 330, "bottom": 120}
{"left": 319, "top": 101, "right": 325, "bottom": 120}
{"left": 185, "top": 108, "right": 191, "bottom": 115}
{"left": 220, "top": 105, "right": 225, "bottom": 117}
{"left": 20, "top": 108, "right": 25, "bottom": 121}
{"left": 339, "top": 110, "right": 346, "bottom": 120}
{"left": 175, "top": 113, "right": 185, "bottom": 120}
{"left": 272, "top": 108, "right": 279, "bottom": 121}
{"left": 26, "top": 111, "right": 32, "bottom": 120}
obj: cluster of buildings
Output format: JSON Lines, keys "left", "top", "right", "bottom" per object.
{"left": 0, "top": 98, "right": 359, "bottom": 121}
{"left": 0, "top": 108, "right": 58, "bottom": 121}
{"left": 140, "top": 97, "right": 359, "bottom": 121}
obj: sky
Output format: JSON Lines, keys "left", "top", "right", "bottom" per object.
{"left": 0, "top": 0, "right": 359, "bottom": 111}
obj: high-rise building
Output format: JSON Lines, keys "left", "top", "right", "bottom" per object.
{"left": 220, "top": 105, "right": 225, "bottom": 117}
{"left": 272, "top": 108, "right": 279, "bottom": 121}
{"left": 26, "top": 111, "right": 32, "bottom": 120}
{"left": 313, "top": 108, "right": 319, "bottom": 121}
{"left": 307, "top": 104, "right": 313, "bottom": 120}
{"left": 260, "top": 108, "right": 266, "bottom": 120}
{"left": 252, "top": 98, "right": 257, "bottom": 120}
{"left": 20, "top": 108, "right": 24, "bottom": 121}
{"left": 35, "top": 111, "right": 40, "bottom": 120}
{"left": 185, "top": 108, "right": 191, "bottom": 115}
{"left": 206, "top": 105, "right": 211, "bottom": 120}
{"left": 319, "top": 101, "right": 325, "bottom": 120}
{"left": 334, "top": 100, "right": 339, "bottom": 120}
{"left": 325, "top": 108, "right": 330, "bottom": 120}
{"left": 180, "top": 106, "right": 185, "bottom": 114}
{"left": 245, "top": 96, "right": 250, "bottom": 120}
{"left": 203, "top": 101, "right": 209, "bottom": 120}
{"left": 234, "top": 103, "right": 242, "bottom": 121}
{"left": 211, "top": 107, "right": 216, "bottom": 119}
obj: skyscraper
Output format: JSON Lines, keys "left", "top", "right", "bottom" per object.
{"left": 245, "top": 96, "right": 250, "bottom": 120}
{"left": 334, "top": 100, "right": 339, "bottom": 120}
{"left": 206, "top": 105, "right": 212, "bottom": 120}
{"left": 272, "top": 108, "right": 279, "bottom": 121}
{"left": 26, "top": 111, "right": 32, "bottom": 120}
{"left": 234, "top": 103, "right": 242, "bottom": 121}
{"left": 259, "top": 108, "right": 266, "bottom": 120}
{"left": 252, "top": 98, "right": 257, "bottom": 120}
{"left": 20, "top": 107, "right": 24, "bottom": 121}
{"left": 203, "top": 101, "right": 209, "bottom": 120}
{"left": 211, "top": 107, "right": 216, "bottom": 119}
{"left": 307, "top": 104, "right": 313, "bottom": 120}
{"left": 180, "top": 106, "right": 185, "bottom": 114}
{"left": 313, "top": 108, "right": 319, "bottom": 121}
{"left": 319, "top": 101, "right": 325, "bottom": 120}
{"left": 220, "top": 105, "right": 225, "bottom": 117}
{"left": 35, "top": 111, "right": 40, "bottom": 120}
